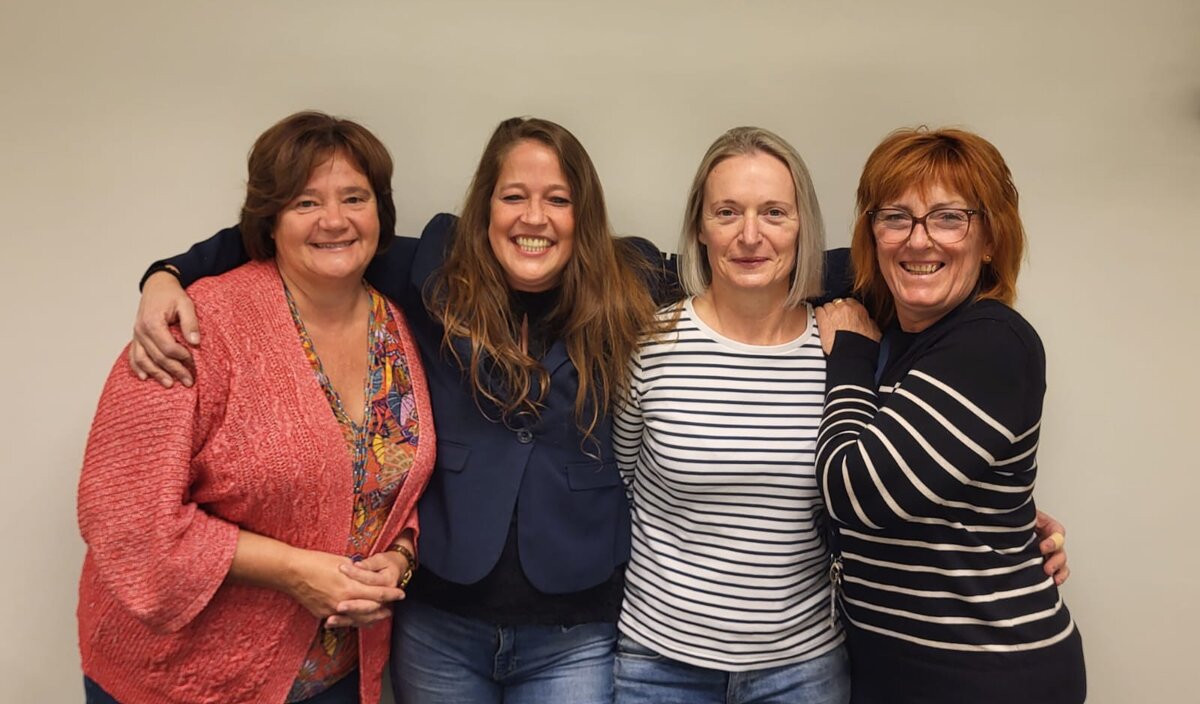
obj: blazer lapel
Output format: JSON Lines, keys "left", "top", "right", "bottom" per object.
{"left": 541, "top": 338, "right": 572, "bottom": 379}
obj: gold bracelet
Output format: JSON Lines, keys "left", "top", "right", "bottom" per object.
{"left": 388, "top": 543, "right": 416, "bottom": 588}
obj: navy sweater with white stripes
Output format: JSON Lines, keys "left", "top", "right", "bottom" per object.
{"left": 817, "top": 298, "right": 1084, "bottom": 702}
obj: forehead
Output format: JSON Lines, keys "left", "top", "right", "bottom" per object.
{"left": 498, "top": 139, "right": 568, "bottom": 182}
{"left": 304, "top": 149, "right": 368, "bottom": 183}
{"left": 886, "top": 181, "right": 968, "bottom": 207}
{"left": 704, "top": 152, "right": 796, "bottom": 200}
{"left": 874, "top": 158, "right": 977, "bottom": 207}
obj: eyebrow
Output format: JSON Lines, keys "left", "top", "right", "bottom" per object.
{"left": 883, "top": 199, "right": 966, "bottom": 211}
{"left": 496, "top": 181, "right": 571, "bottom": 192}
{"left": 298, "top": 186, "right": 372, "bottom": 197}
{"left": 708, "top": 199, "right": 796, "bottom": 208}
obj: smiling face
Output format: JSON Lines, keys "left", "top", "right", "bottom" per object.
{"left": 272, "top": 151, "right": 379, "bottom": 288}
{"left": 487, "top": 139, "right": 576, "bottom": 292}
{"left": 875, "top": 182, "right": 991, "bottom": 332}
{"left": 699, "top": 152, "right": 799, "bottom": 299}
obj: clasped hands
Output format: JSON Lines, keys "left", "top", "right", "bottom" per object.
{"left": 289, "top": 548, "right": 413, "bottom": 630}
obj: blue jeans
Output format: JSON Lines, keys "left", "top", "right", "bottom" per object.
{"left": 391, "top": 601, "right": 617, "bottom": 704}
{"left": 614, "top": 636, "right": 850, "bottom": 704}
{"left": 83, "top": 671, "right": 359, "bottom": 703}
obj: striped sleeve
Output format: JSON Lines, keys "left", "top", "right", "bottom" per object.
{"left": 613, "top": 351, "right": 645, "bottom": 499}
{"left": 816, "top": 321, "right": 1043, "bottom": 530}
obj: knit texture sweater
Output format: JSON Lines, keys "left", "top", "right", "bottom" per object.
{"left": 77, "top": 260, "right": 436, "bottom": 704}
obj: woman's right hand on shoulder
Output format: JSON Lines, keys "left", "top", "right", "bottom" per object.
{"left": 130, "top": 271, "right": 201, "bottom": 387}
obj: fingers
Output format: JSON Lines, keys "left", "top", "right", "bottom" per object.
{"left": 336, "top": 597, "right": 402, "bottom": 616}
{"left": 338, "top": 559, "right": 398, "bottom": 587}
{"left": 177, "top": 297, "right": 201, "bottom": 346}
{"left": 1053, "top": 563, "right": 1070, "bottom": 586}
{"left": 1035, "top": 510, "right": 1066, "bottom": 539}
{"left": 1042, "top": 547, "right": 1066, "bottom": 572}
{"left": 128, "top": 341, "right": 149, "bottom": 382}
{"left": 324, "top": 604, "right": 393, "bottom": 629}
{"left": 334, "top": 576, "right": 406, "bottom": 605}
{"left": 1036, "top": 518, "right": 1070, "bottom": 586}
{"left": 133, "top": 330, "right": 194, "bottom": 387}
{"left": 133, "top": 272, "right": 199, "bottom": 385}
{"left": 129, "top": 335, "right": 187, "bottom": 388}
{"left": 1040, "top": 531, "right": 1065, "bottom": 554}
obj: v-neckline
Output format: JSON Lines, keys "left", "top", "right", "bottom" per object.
{"left": 284, "top": 282, "right": 376, "bottom": 429}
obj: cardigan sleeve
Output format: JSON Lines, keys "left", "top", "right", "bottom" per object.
{"left": 816, "top": 318, "right": 1045, "bottom": 529}
{"left": 77, "top": 336, "right": 240, "bottom": 634}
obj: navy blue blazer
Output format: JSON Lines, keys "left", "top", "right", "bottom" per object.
{"left": 398, "top": 213, "right": 632, "bottom": 594}
{"left": 153, "top": 213, "right": 852, "bottom": 595}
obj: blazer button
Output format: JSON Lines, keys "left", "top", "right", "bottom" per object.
{"left": 516, "top": 428, "right": 534, "bottom": 444}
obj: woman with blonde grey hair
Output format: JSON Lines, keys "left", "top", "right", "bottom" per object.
{"left": 612, "top": 126, "right": 849, "bottom": 703}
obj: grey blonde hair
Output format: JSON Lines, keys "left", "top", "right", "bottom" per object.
{"left": 677, "top": 126, "right": 825, "bottom": 307}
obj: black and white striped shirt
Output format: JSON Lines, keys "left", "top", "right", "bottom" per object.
{"left": 613, "top": 299, "right": 844, "bottom": 670}
{"left": 817, "top": 299, "right": 1083, "bottom": 699}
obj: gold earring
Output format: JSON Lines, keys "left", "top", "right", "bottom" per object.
{"left": 983, "top": 254, "right": 993, "bottom": 263}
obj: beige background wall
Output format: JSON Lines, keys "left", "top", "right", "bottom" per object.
{"left": 2, "top": 1, "right": 1196, "bottom": 701}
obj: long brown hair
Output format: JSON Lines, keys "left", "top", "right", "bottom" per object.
{"left": 427, "top": 117, "right": 659, "bottom": 440}
{"left": 851, "top": 126, "right": 1025, "bottom": 323}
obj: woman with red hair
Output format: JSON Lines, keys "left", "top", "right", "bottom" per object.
{"left": 815, "top": 127, "right": 1086, "bottom": 703}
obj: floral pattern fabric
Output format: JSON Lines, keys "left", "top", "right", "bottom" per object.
{"left": 284, "top": 284, "right": 420, "bottom": 702}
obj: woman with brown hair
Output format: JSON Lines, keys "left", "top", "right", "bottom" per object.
{"left": 125, "top": 117, "right": 661, "bottom": 703}
{"left": 814, "top": 127, "right": 1086, "bottom": 702}
{"left": 77, "top": 111, "right": 436, "bottom": 703}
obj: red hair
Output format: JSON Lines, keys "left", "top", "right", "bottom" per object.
{"left": 851, "top": 127, "right": 1025, "bottom": 323}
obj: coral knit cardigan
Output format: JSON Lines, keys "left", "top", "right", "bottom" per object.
{"left": 77, "top": 260, "right": 436, "bottom": 704}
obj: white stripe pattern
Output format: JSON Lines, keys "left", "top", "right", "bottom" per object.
{"left": 613, "top": 300, "right": 843, "bottom": 671}
{"left": 816, "top": 302, "right": 1077, "bottom": 656}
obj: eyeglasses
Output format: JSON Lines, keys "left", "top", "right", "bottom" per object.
{"left": 868, "top": 207, "right": 981, "bottom": 244}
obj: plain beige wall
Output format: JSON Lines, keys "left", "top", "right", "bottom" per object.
{"left": 2, "top": 0, "right": 1196, "bottom": 700}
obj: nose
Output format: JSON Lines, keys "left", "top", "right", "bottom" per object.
{"left": 521, "top": 198, "right": 547, "bottom": 226}
{"left": 906, "top": 220, "right": 932, "bottom": 248}
{"left": 320, "top": 202, "right": 348, "bottom": 230}
{"left": 737, "top": 214, "right": 762, "bottom": 245}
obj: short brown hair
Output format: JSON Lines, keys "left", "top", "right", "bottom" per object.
{"left": 678, "top": 126, "right": 825, "bottom": 307}
{"left": 240, "top": 111, "right": 395, "bottom": 260}
{"left": 851, "top": 127, "right": 1024, "bottom": 323}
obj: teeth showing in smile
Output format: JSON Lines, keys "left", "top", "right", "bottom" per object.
{"left": 313, "top": 241, "right": 353, "bottom": 250}
{"left": 902, "top": 262, "right": 943, "bottom": 275}
{"left": 515, "top": 236, "right": 551, "bottom": 252}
